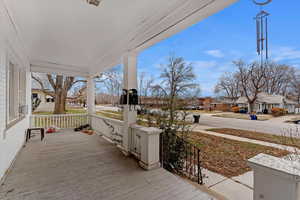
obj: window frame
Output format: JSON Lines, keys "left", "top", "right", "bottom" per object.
{"left": 5, "top": 50, "right": 27, "bottom": 129}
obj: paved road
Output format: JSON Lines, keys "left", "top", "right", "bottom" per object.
{"left": 94, "top": 106, "right": 300, "bottom": 137}
{"left": 196, "top": 113, "right": 299, "bottom": 137}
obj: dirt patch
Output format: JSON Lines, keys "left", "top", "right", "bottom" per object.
{"left": 207, "top": 128, "right": 300, "bottom": 149}
{"left": 188, "top": 132, "right": 289, "bottom": 178}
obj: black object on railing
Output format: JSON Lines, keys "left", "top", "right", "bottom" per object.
{"left": 160, "top": 132, "right": 203, "bottom": 185}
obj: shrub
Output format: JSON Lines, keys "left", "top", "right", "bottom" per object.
{"left": 232, "top": 106, "right": 240, "bottom": 113}
{"left": 271, "top": 107, "right": 287, "bottom": 117}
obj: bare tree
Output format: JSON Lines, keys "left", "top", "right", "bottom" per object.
{"left": 153, "top": 55, "right": 199, "bottom": 126}
{"left": 138, "top": 72, "right": 154, "bottom": 104}
{"left": 263, "top": 62, "right": 293, "bottom": 96}
{"left": 101, "top": 67, "right": 122, "bottom": 105}
{"left": 214, "top": 72, "right": 240, "bottom": 99}
{"left": 32, "top": 73, "right": 86, "bottom": 114}
{"left": 235, "top": 60, "right": 267, "bottom": 113}
{"left": 148, "top": 55, "right": 201, "bottom": 175}
{"left": 290, "top": 69, "right": 300, "bottom": 103}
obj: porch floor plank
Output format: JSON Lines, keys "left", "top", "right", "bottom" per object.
{"left": 0, "top": 130, "right": 213, "bottom": 200}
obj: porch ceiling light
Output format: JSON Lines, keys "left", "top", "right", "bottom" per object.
{"left": 86, "top": 0, "right": 101, "bottom": 7}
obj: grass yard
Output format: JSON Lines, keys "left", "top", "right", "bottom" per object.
{"left": 96, "top": 111, "right": 123, "bottom": 120}
{"left": 207, "top": 128, "right": 300, "bottom": 149}
{"left": 33, "top": 108, "right": 87, "bottom": 115}
{"left": 213, "top": 113, "right": 273, "bottom": 121}
{"left": 188, "top": 132, "right": 289, "bottom": 177}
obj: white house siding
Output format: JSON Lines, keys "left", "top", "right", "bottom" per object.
{"left": 0, "top": 1, "right": 31, "bottom": 181}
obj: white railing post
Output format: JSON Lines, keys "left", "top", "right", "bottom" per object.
{"left": 131, "top": 124, "right": 162, "bottom": 170}
{"left": 87, "top": 76, "right": 96, "bottom": 115}
{"left": 30, "top": 114, "right": 88, "bottom": 129}
{"left": 248, "top": 154, "right": 300, "bottom": 200}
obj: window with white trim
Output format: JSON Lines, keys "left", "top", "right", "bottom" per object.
{"left": 7, "top": 61, "right": 27, "bottom": 126}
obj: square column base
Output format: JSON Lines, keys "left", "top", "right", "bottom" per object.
{"left": 139, "top": 161, "right": 161, "bottom": 171}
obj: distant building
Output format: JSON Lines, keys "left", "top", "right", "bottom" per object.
{"left": 32, "top": 89, "right": 55, "bottom": 112}
{"left": 210, "top": 97, "right": 236, "bottom": 112}
{"left": 198, "top": 97, "right": 236, "bottom": 111}
{"left": 236, "top": 93, "right": 297, "bottom": 114}
{"left": 96, "top": 93, "right": 119, "bottom": 105}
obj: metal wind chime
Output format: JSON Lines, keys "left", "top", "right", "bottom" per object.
{"left": 253, "top": 0, "right": 272, "bottom": 65}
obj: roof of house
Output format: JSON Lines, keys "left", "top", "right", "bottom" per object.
{"left": 236, "top": 93, "right": 297, "bottom": 105}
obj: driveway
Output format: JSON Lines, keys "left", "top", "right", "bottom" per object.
{"left": 194, "top": 113, "right": 299, "bottom": 137}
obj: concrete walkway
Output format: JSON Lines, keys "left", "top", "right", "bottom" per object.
{"left": 0, "top": 130, "right": 214, "bottom": 200}
{"left": 203, "top": 169, "right": 253, "bottom": 200}
{"left": 193, "top": 125, "right": 296, "bottom": 152}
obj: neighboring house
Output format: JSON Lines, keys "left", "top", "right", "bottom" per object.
{"left": 199, "top": 97, "right": 236, "bottom": 111}
{"left": 210, "top": 97, "right": 236, "bottom": 112}
{"left": 32, "top": 89, "right": 55, "bottom": 112}
{"left": 236, "top": 93, "right": 298, "bottom": 114}
{"left": 201, "top": 97, "right": 214, "bottom": 111}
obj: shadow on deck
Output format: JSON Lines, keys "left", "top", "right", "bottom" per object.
{"left": 0, "top": 130, "right": 214, "bottom": 200}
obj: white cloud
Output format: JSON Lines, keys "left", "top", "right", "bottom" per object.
{"left": 193, "top": 61, "right": 218, "bottom": 69}
{"left": 205, "top": 49, "right": 225, "bottom": 58}
{"left": 271, "top": 47, "right": 300, "bottom": 62}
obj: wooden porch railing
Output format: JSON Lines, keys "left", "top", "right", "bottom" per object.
{"left": 30, "top": 114, "right": 89, "bottom": 129}
{"left": 30, "top": 113, "right": 161, "bottom": 171}
{"left": 90, "top": 114, "right": 124, "bottom": 147}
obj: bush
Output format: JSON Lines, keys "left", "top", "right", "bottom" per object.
{"left": 271, "top": 107, "right": 287, "bottom": 117}
{"left": 232, "top": 106, "right": 240, "bottom": 113}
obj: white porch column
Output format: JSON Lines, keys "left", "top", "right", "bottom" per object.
{"left": 87, "top": 76, "right": 96, "bottom": 115}
{"left": 122, "top": 51, "right": 138, "bottom": 153}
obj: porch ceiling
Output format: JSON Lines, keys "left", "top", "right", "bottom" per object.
{"left": 4, "top": 0, "right": 236, "bottom": 76}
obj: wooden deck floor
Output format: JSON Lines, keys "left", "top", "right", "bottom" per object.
{"left": 0, "top": 130, "right": 214, "bottom": 200}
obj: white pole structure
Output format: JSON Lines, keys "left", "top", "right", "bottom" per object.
{"left": 122, "top": 51, "right": 138, "bottom": 154}
{"left": 87, "top": 76, "right": 96, "bottom": 115}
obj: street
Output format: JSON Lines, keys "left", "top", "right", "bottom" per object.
{"left": 196, "top": 113, "right": 299, "bottom": 137}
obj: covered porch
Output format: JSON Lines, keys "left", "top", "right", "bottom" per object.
{"left": 1, "top": 0, "right": 238, "bottom": 199}
{"left": 0, "top": 129, "right": 214, "bottom": 200}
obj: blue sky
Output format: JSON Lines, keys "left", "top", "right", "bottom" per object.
{"left": 137, "top": 0, "right": 300, "bottom": 96}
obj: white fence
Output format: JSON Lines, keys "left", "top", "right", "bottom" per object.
{"left": 30, "top": 114, "right": 89, "bottom": 129}
{"left": 90, "top": 114, "right": 124, "bottom": 147}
